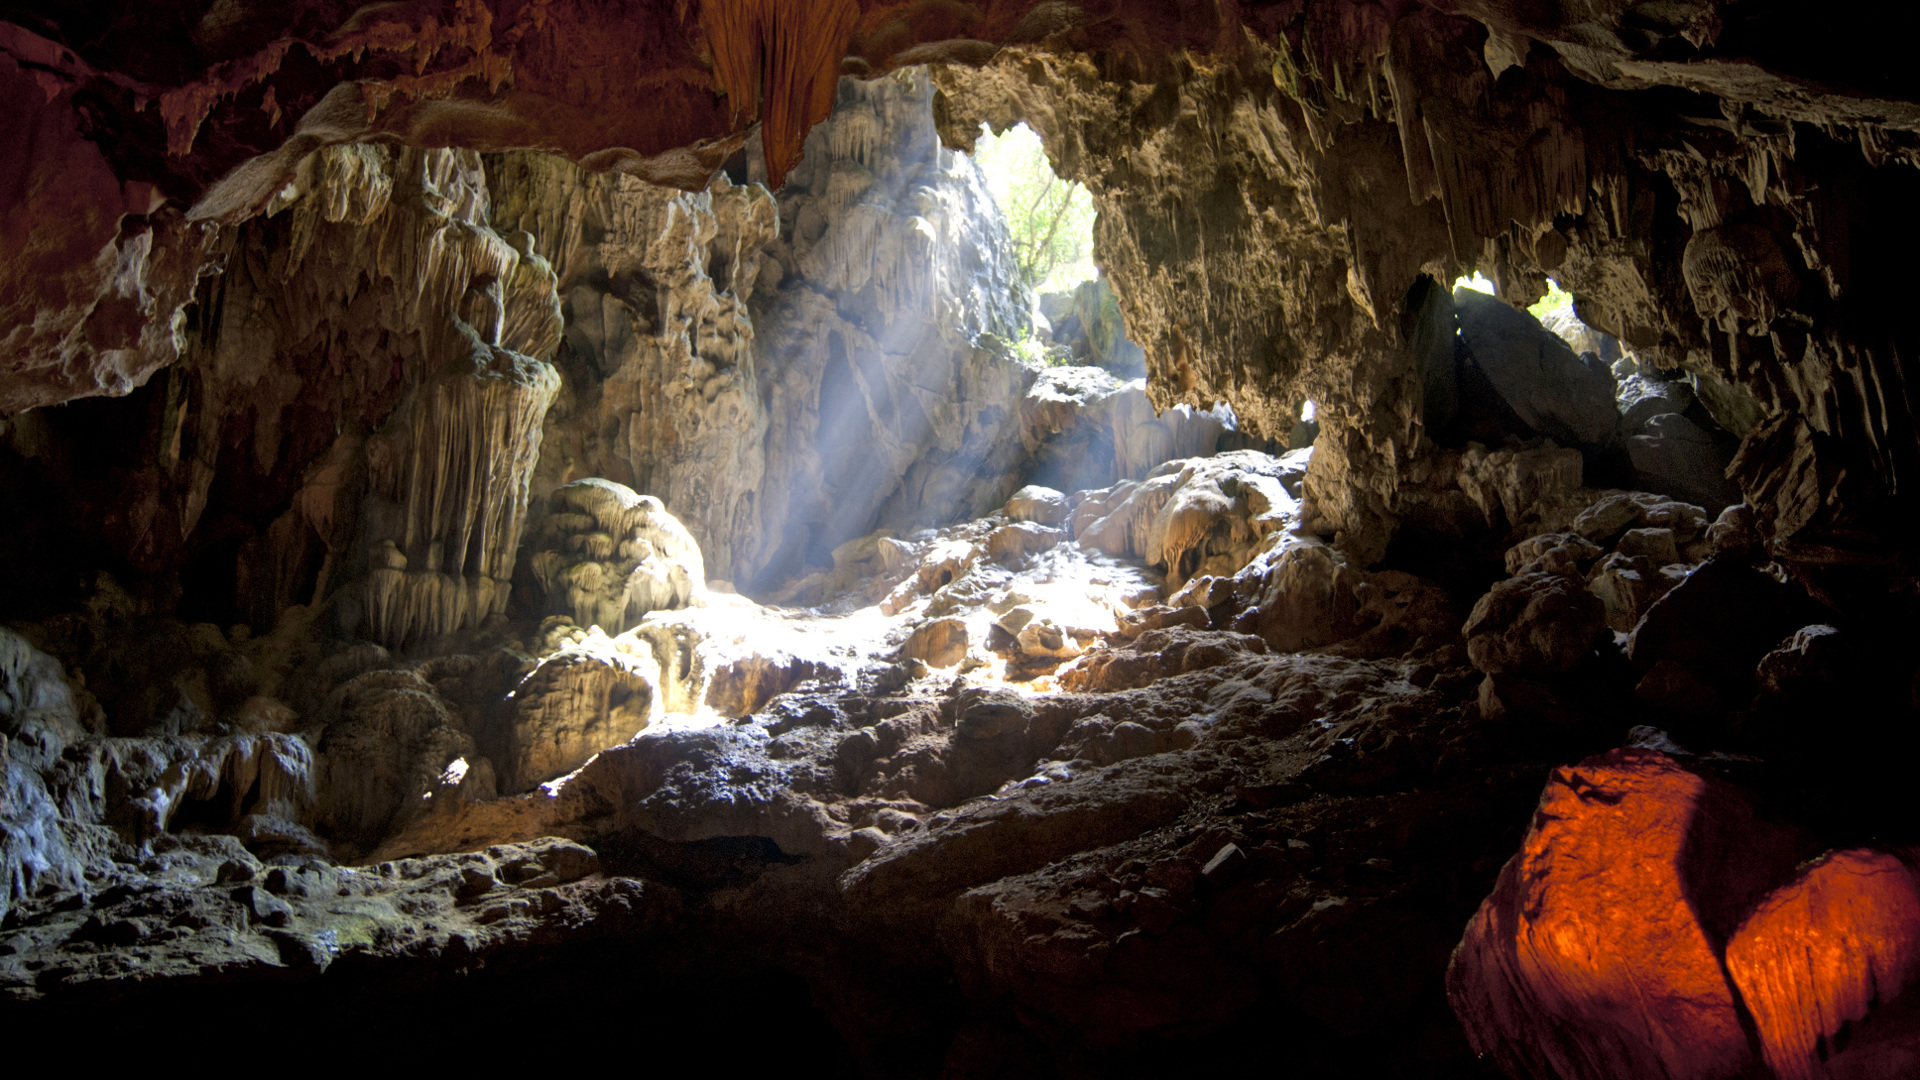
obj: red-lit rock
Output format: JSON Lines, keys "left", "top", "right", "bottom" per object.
{"left": 1726, "top": 849, "right": 1920, "bottom": 1080}
{"left": 1448, "top": 749, "right": 1811, "bottom": 1080}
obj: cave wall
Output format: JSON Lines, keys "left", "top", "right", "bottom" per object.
{"left": 929, "top": 10, "right": 1920, "bottom": 578}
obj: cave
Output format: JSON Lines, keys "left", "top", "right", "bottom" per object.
{"left": 5, "top": 3, "right": 1920, "bottom": 1076}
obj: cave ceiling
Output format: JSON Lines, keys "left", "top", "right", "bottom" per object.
{"left": 6, "top": 0, "right": 1920, "bottom": 558}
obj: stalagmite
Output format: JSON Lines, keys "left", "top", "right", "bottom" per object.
{"left": 526, "top": 479, "right": 707, "bottom": 635}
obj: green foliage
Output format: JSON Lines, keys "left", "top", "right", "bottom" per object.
{"left": 1010, "top": 325, "right": 1073, "bottom": 367}
{"left": 970, "top": 123, "right": 1098, "bottom": 293}
{"left": 1528, "top": 279, "right": 1575, "bottom": 320}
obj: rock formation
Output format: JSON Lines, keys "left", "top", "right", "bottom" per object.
{"left": 10, "top": 1, "right": 1920, "bottom": 1075}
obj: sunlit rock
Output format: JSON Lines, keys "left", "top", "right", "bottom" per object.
{"left": 503, "top": 629, "right": 658, "bottom": 793}
{"left": 1004, "top": 485, "right": 1069, "bottom": 525}
{"left": 528, "top": 479, "right": 706, "bottom": 636}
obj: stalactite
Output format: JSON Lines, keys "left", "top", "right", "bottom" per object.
{"left": 358, "top": 344, "right": 559, "bottom": 646}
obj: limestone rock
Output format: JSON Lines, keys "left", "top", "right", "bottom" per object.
{"left": 314, "top": 670, "right": 480, "bottom": 851}
{"left": 1503, "top": 532, "right": 1603, "bottom": 577}
{"left": 505, "top": 631, "right": 659, "bottom": 792}
{"left": 1242, "top": 541, "right": 1368, "bottom": 655}
{"left": 1462, "top": 572, "right": 1605, "bottom": 675}
{"left": 1706, "top": 504, "right": 1765, "bottom": 559}
{"left": 1587, "top": 553, "right": 1687, "bottom": 634}
{"left": 1457, "top": 442, "right": 1586, "bottom": 535}
{"left": 1627, "top": 560, "right": 1808, "bottom": 695}
{"left": 1004, "top": 485, "right": 1069, "bottom": 525}
{"left": 1616, "top": 373, "right": 1693, "bottom": 434}
{"left": 1725, "top": 848, "right": 1920, "bottom": 1080}
{"left": 1075, "top": 452, "right": 1299, "bottom": 586}
{"left": 1628, "top": 413, "right": 1740, "bottom": 512}
{"left": 986, "top": 522, "right": 1066, "bottom": 565}
{"left": 0, "top": 627, "right": 84, "bottom": 769}
{"left": 901, "top": 618, "right": 969, "bottom": 669}
{"left": 528, "top": 479, "right": 706, "bottom": 635}
{"left": 1454, "top": 287, "right": 1619, "bottom": 451}
{"left": 1449, "top": 750, "right": 1813, "bottom": 1080}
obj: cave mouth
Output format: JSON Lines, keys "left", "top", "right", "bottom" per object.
{"left": 968, "top": 121, "right": 1098, "bottom": 296}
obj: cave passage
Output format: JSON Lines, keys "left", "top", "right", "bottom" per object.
{"left": 9, "top": 5, "right": 1920, "bottom": 1078}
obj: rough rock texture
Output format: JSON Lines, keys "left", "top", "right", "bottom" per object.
{"left": 1452, "top": 749, "right": 1920, "bottom": 1080}
{"left": 526, "top": 480, "right": 706, "bottom": 635}
{"left": 14, "top": 1, "right": 1920, "bottom": 1073}
{"left": 486, "top": 152, "right": 780, "bottom": 583}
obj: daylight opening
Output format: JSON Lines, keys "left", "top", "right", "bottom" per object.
{"left": 969, "top": 123, "right": 1098, "bottom": 293}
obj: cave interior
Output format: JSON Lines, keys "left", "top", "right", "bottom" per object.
{"left": 5, "top": 2, "right": 1920, "bottom": 1076}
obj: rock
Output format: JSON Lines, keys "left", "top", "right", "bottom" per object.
{"left": 1453, "top": 287, "right": 1619, "bottom": 450}
{"left": 1615, "top": 527, "right": 1679, "bottom": 564}
{"left": 314, "top": 671, "right": 475, "bottom": 850}
{"left": 1572, "top": 493, "right": 1646, "bottom": 541}
{"left": 528, "top": 479, "right": 706, "bottom": 635}
{"left": 1627, "top": 559, "right": 1807, "bottom": 694}
{"left": 1449, "top": 749, "right": 1813, "bottom": 1080}
{"left": 1587, "top": 552, "right": 1687, "bottom": 633}
{"left": 986, "top": 522, "right": 1066, "bottom": 564}
{"left": 0, "top": 626, "right": 84, "bottom": 768}
{"left": 1706, "top": 504, "right": 1765, "bottom": 559}
{"left": 1168, "top": 574, "right": 1234, "bottom": 611}
{"left": 504, "top": 633, "right": 658, "bottom": 792}
{"left": 1725, "top": 848, "right": 1920, "bottom": 1080}
{"left": 1754, "top": 624, "right": 1845, "bottom": 699}
{"left": 1005, "top": 485, "right": 1069, "bottom": 525}
{"left": 1627, "top": 413, "right": 1740, "bottom": 511}
{"left": 1503, "top": 532, "right": 1604, "bottom": 577}
{"left": 1615, "top": 372, "right": 1693, "bottom": 433}
{"left": 1537, "top": 305, "right": 1620, "bottom": 363}
{"left": 1462, "top": 572, "right": 1606, "bottom": 674}
{"left": 1457, "top": 442, "right": 1586, "bottom": 533}
{"left": 1243, "top": 541, "right": 1368, "bottom": 654}
{"left": 901, "top": 618, "right": 969, "bottom": 669}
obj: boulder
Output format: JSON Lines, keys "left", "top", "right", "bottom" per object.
{"left": 527, "top": 479, "right": 706, "bottom": 635}
{"left": 1725, "top": 848, "right": 1920, "bottom": 1080}
{"left": 1244, "top": 541, "right": 1368, "bottom": 654}
{"left": 1004, "top": 485, "right": 1070, "bottom": 525}
{"left": 1587, "top": 553, "right": 1688, "bottom": 633}
{"left": 1503, "top": 532, "right": 1603, "bottom": 577}
{"left": 986, "top": 521, "right": 1066, "bottom": 563}
{"left": 1626, "top": 559, "right": 1807, "bottom": 693}
{"left": 505, "top": 634, "right": 658, "bottom": 791}
{"left": 901, "top": 618, "right": 969, "bottom": 668}
{"left": 1616, "top": 372, "right": 1693, "bottom": 433}
{"left": 1449, "top": 749, "right": 1814, "bottom": 1080}
{"left": 1627, "top": 413, "right": 1740, "bottom": 511}
{"left": 1462, "top": 572, "right": 1606, "bottom": 674}
{"left": 1706, "top": 504, "right": 1765, "bottom": 559}
{"left": 1453, "top": 287, "right": 1619, "bottom": 450}
{"left": 1457, "top": 442, "right": 1586, "bottom": 532}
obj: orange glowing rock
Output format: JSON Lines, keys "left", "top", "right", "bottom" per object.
{"left": 1727, "top": 848, "right": 1920, "bottom": 1080}
{"left": 1448, "top": 748, "right": 1811, "bottom": 1080}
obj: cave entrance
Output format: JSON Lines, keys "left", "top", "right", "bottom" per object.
{"left": 966, "top": 123, "right": 1147, "bottom": 375}
{"left": 969, "top": 122, "right": 1097, "bottom": 295}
